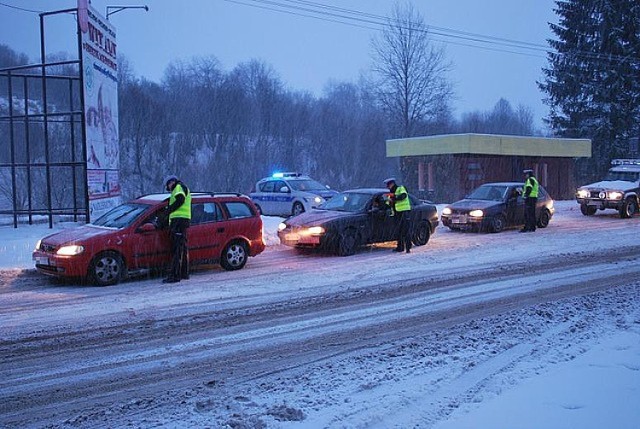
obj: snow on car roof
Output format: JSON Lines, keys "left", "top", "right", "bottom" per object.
{"left": 481, "top": 182, "right": 525, "bottom": 187}
{"left": 343, "top": 188, "right": 388, "bottom": 194}
{"left": 137, "top": 193, "right": 171, "bottom": 202}
{"left": 610, "top": 165, "right": 640, "bottom": 172}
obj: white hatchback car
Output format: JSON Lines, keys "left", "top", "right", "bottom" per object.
{"left": 250, "top": 172, "right": 338, "bottom": 217}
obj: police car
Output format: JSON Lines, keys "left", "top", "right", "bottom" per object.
{"left": 250, "top": 172, "right": 338, "bottom": 217}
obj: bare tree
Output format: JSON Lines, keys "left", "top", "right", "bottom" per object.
{"left": 459, "top": 98, "right": 535, "bottom": 136}
{"left": 371, "top": 1, "right": 452, "bottom": 139}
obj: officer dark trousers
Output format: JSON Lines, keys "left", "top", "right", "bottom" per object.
{"left": 524, "top": 197, "right": 537, "bottom": 232}
{"left": 169, "top": 218, "right": 190, "bottom": 280}
{"left": 396, "top": 211, "right": 412, "bottom": 252}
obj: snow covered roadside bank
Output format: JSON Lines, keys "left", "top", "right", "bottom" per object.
{"left": 0, "top": 200, "right": 627, "bottom": 271}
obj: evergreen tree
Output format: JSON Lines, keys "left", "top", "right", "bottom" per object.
{"left": 540, "top": 0, "right": 640, "bottom": 181}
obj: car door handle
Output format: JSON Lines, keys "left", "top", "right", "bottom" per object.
{"left": 217, "top": 227, "right": 225, "bottom": 233}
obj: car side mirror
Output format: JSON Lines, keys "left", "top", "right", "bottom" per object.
{"left": 280, "top": 186, "right": 290, "bottom": 193}
{"left": 370, "top": 205, "right": 388, "bottom": 216}
{"left": 137, "top": 223, "right": 156, "bottom": 233}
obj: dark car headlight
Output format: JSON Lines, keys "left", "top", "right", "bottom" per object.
{"left": 305, "top": 226, "right": 325, "bottom": 235}
{"left": 469, "top": 210, "right": 484, "bottom": 218}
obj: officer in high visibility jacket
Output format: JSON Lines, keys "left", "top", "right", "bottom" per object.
{"left": 521, "top": 169, "right": 539, "bottom": 233}
{"left": 384, "top": 177, "right": 412, "bottom": 253}
{"left": 163, "top": 175, "right": 192, "bottom": 283}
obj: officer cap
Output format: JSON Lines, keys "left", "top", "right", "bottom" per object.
{"left": 523, "top": 169, "right": 534, "bottom": 175}
{"left": 163, "top": 174, "right": 178, "bottom": 189}
{"left": 383, "top": 177, "right": 396, "bottom": 186}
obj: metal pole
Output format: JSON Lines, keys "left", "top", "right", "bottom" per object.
{"left": 106, "top": 5, "right": 148, "bottom": 20}
{"left": 69, "top": 78, "right": 78, "bottom": 222}
{"left": 40, "top": 13, "right": 53, "bottom": 229}
{"left": 24, "top": 76, "right": 33, "bottom": 225}
{"left": 76, "top": 10, "right": 90, "bottom": 223}
{"left": 8, "top": 71, "right": 17, "bottom": 228}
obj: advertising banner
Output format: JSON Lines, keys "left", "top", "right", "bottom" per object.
{"left": 80, "top": 5, "right": 120, "bottom": 219}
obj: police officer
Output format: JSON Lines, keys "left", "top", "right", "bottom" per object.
{"left": 163, "top": 175, "right": 192, "bottom": 283}
{"left": 521, "top": 169, "right": 539, "bottom": 233}
{"left": 384, "top": 177, "right": 412, "bottom": 253}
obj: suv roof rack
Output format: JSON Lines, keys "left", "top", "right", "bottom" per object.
{"left": 198, "top": 192, "right": 249, "bottom": 198}
{"left": 136, "top": 192, "right": 249, "bottom": 200}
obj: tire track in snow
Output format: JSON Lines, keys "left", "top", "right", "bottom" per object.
{"left": 1, "top": 250, "right": 639, "bottom": 427}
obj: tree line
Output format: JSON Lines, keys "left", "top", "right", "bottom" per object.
{"left": 0, "top": 2, "right": 536, "bottom": 212}
{"left": 3, "top": 0, "right": 637, "bottom": 214}
{"left": 115, "top": 2, "right": 534, "bottom": 199}
{"left": 540, "top": 0, "right": 640, "bottom": 182}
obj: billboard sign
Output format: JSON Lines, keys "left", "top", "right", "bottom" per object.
{"left": 80, "top": 5, "right": 121, "bottom": 219}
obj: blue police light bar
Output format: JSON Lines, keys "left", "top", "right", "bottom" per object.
{"left": 272, "top": 172, "right": 303, "bottom": 178}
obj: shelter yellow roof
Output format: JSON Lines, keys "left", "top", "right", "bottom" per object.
{"left": 386, "top": 133, "right": 591, "bottom": 158}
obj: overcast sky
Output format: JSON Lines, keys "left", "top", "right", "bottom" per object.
{"left": 0, "top": 0, "right": 557, "bottom": 130}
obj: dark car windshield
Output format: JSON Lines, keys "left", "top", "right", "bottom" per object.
{"left": 604, "top": 171, "right": 640, "bottom": 182}
{"left": 288, "top": 179, "right": 329, "bottom": 192}
{"left": 92, "top": 203, "right": 150, "bottom": 229}
{"left": 318, "top": 192, "right": 371, "bottom": 212}
{"left": 467, "top": 185, "right": 508, "bottom": 201}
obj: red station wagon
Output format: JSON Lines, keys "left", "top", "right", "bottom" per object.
{"left": 32, "top": 193, "right": 265, "bottom": 285}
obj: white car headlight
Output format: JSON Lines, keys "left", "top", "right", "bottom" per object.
{"left": 56, "top": 245, "right": 85, "bottom": 256}
{"left": 608, "top": 191, "right": 623, "bottom": 200}
{"left": 314, "top": 196, "right": 323, "bottom": 204}
{"left": 442, "top": 207, "right": 452, "bottom": 215}
{"left": 278, "top": 223, "right": 287, "bottom": 231}
{"left": 577, "top": 189, "right": 590, "bottom": 198}
{"left": 469, "top": 210, "right": 484, "bottom": 218}
{"left": 34, "top": 239, "right": 42, "bottom": 251}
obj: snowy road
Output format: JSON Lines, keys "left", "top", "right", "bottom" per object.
{"left": 0, "top": 202, "right": 639, "bottom": 428}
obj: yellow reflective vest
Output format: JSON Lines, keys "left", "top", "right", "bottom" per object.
{"left": 394, "top": 185, "right": 411, "bottom": 212}
{"left": 525, "top": 177, "right": 539, "bottom": 198}
{"left": 169, "top": 183, "right": 191, "bottom": 221}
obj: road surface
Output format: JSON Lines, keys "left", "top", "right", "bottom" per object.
{"left": 1, "top": 202, "right": 639, "bottom": 428}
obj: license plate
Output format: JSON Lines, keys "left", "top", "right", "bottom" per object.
{"left": 285, "top": 233, "right": 300, "bottom": 241}
{"left": 298, "top": 236, "right": 320, "bottom": 245}
{"left": 451, "top": 215, "right": 467, "bottom": 224}
{"left": 35, "top": 256, "right": 49, "bottom": 265}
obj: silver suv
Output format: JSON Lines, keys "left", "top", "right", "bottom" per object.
{"left": 576, "top": 159, "right": 640, "bottom": 218}
{"left": 250, "top": 172, "right": 338, "bottom": 217}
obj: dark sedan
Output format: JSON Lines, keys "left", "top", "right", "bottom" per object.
{"left": 440, "top": 182, "right": 555, "bottom": 233}
{"left": 277, "top": 188, "right": 439, "bottom": 256}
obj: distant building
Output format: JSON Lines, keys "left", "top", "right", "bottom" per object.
{"left": 386, "top": 133, "right": 592, "bottom": 201}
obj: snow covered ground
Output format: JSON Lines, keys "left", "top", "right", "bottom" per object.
{"left": 1, "top": 200, "right": 639, "bottom": 428}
